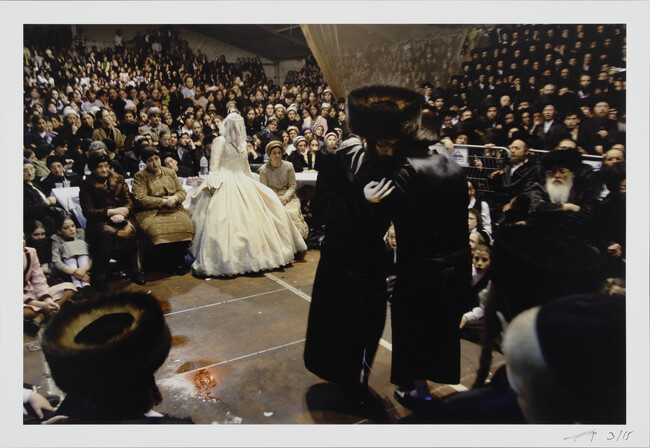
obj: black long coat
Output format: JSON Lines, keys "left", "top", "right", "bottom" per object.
{"left": 303, "top": 143, "right": 391, "bottom": 388}
{"left": 386, "top": 149, "right": 472, "bottom": 385}
{"left": 525, "top": 172, "right": 602, "bottom": 247}
{"left": 24, "top": 181, "right": 61, "bottom": 233}
{"left": 488, "top": 158, "right": 540, "bottom": 224}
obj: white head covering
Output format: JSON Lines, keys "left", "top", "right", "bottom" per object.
{"left": 221, "top": 112, "right": 246, "bottom": 154}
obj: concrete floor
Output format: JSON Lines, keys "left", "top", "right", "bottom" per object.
{"left": 23, "top": 249, "right": 505, "bottom": 424}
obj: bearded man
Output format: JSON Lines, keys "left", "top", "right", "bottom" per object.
{"left": 525, "top": 149, "right": 601, "bottom": 247}
{"left": 303, "top": 130, "right": 393, "bottom": 404}
{"left": 346, "top": 86, "right": 471, "bottom": 407}
{"left": 580, "top": 95, "right": 621, "bottom": 155}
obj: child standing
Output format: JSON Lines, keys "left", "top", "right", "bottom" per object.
{"left": 51, "top": 216, "right": 93, "bottom": 294}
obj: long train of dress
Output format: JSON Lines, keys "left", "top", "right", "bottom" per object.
{"left": 188, "top": 114, "right": 306, "bottom": 277}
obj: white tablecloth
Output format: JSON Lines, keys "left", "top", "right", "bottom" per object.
{"left": 295, "top": 171, "right": 318, "bottom": 189}
{"left": 51, "top": 186, "right": 87, "bottom": 228}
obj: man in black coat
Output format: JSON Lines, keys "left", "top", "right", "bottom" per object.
{"left": 303, "top": 134, "right": 392, "bottom": 402}
{"left": 531, "top": 102, "right": 566, "bottom": 150}
{"left": 346, "top": 86, "right": 472, "bottom": 405}
{"left": 41, "top": 292, "right": 192, "bottom": 424}
{"left": 524, "top": 148, "right": 601, "bottom": 247}
{"left": 487, "top": 137, "right": 540, "bottom": 226}
{"left": 580, "top": 96, "right": 621, "bottom": 155}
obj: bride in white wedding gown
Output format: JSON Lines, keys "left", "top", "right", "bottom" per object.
{"left": 188, "top": 112, "right": 307, "bottom": 277}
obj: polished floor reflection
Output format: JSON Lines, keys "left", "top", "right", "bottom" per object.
{"left": 23, "top": 249, "right": 505, "bottom": 424}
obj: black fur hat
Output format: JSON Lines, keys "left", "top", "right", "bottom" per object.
{"left": 347, "top": 85, "right": 423, "bottom": 140}
{"left": 41, "top": 292, "right": 171, "bottom": 417}
{"left": 541, "top": 148, "right": 583, "bottom": 173}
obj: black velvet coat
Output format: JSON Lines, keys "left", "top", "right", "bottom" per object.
{"left": 386, "top": 147, "right": 472, "bottom": 385}
{"left": 303, "top": 142, "right": 390, "bottom": 388}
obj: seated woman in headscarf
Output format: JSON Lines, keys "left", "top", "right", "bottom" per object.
{"left": 79, "top": 153, "right": 145, "bottom": 290}
{"left": 287, "top": 136, "right": 314, "bottom": 173}
{"left": 258, "top": 140, "right": 309, "bottom": 239}
{"left": 132, "top": 147, "right": 194, "bottom": 275}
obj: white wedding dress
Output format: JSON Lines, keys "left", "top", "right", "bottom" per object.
{"left": 188, "top": 113, "right": 307, "bottom": 277}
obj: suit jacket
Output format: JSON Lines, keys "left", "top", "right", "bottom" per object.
{"left": 533, "top": 120, "right": 566, "bottom": 150}
{"left": 488, "top": 158, "right": 541, "bottom": 211}
{"left": 175, "top": 145, "right": 194, "bottom": 171}
{"left": 23, "top": 181, "right": 51, "bottom": 223}
{"left": 580, "top": 118, "right": 620, "bottom": 155}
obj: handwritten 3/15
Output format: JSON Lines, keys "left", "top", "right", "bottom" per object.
{"left": 564, "top": 429, "right": 633, "bottom": 443}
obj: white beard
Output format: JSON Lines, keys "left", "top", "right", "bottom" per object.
{"left": 545, "top": 174, "right": 574, "bottom": 204}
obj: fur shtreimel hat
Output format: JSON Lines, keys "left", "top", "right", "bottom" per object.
{"left": 347, "top": 85, "right": 423, "bottom": 140}
{"left": 41, "top": 292, "right": 171, "bottom": 415}
{"left": 541, "top": 148, "right": 583, "bottom": 173}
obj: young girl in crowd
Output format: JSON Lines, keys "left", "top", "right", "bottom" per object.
{"left": 51, "top": 215, "right": 93, "bottom": 293}
{"left": 312, "top": 124, "right": 325, "bottom": 141}
{"left": 307, "top": 138, "right": 321, "bottom": 172}
{"left": 459, "top": 243, "right": 492, "bottom": 342}
{"left": 23, "top": 233, "right": 77, "bottom": 335}
{"left": 25, "top": 219, "right": 52, "bottom": 276}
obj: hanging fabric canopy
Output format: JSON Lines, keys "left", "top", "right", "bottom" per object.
{"left": 301, "top": 24, "right": 485, "bottom": 98}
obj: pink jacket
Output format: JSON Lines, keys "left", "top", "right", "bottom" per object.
{"left": 24, "top": 247, "right": 76, "bottom": 311}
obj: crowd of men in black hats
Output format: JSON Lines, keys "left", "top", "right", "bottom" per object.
{"left": 419, "top": 23, "right": 626, "bottom": 154}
